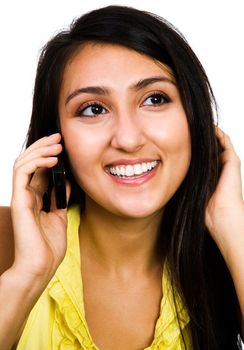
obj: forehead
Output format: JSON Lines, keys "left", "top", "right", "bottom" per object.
{"left": 61, "top": 43, "right": 175, "bottom": 90}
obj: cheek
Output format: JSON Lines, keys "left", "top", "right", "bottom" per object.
{"left": 61, "top": 122, "right": 108, "bottom": 176}
{"left": 148, "top": 110, "right": 191, "bottom": 156}
{"left": 147, "top": 111, "right": 191, "bottom": 181}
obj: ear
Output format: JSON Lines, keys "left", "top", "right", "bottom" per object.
{"left": 0, "top": 206, "right": 14, "bottom": 274}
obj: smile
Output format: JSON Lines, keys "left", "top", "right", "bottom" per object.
{"left": 105, "top": 160, "right": 160, "bottom": 186}
{"left": 108, "top": 160, "right": 159, "bottom": 177}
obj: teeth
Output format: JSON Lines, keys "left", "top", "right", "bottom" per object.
{"left": 125, "top": 165, "right": 134, "bottom": 176}
{"left": 120, "top": 166, "right": 125, "bottom": 176}
{"left": 115, "top": 166, "right": 121, "bottom": 176}
{"left": 141, "top": 163, "right": 148, "bottom": 172}
{"left": 134, "top": 164, "right": 142, "bottom": 175}
{"left": 147, "top": 162, "right": 152, "bottom": 170}
{"left": 108, "top": 161, "right": 158, "bottom": 177}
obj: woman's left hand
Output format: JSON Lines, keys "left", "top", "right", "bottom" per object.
{"left": 205, "top": 126, "right": 244, "bottom": 320}
{"left": 205, "top": 126, "right": 244, "bottom": 256}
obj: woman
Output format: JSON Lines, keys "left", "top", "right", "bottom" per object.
{"left": 0, "top": 5, "right": 243, "bottom": 350}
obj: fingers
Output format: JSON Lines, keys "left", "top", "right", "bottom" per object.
{"left": 11, "top": 134, "right": 63, "bottom": 209}
{"left": 215, "top": 126, "right": 232, "bottom": 149}
{"left": 17, "top": 133, "right": 61, "bottom": 160}
{"left": 214, "top": 126, "right": 241, "bottom": 165}
{"left": 16, "top": 144, "right": 62, "bottom": 169}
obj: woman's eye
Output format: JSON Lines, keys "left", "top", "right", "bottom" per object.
{"left": 76, "top": 103, "right": 107, "bottom": 117}
{"left": 143, "top": 93, "right": 169, "bottom": 107}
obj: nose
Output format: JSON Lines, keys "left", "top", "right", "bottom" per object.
{"left": 110, "top": 109, "right": 146, "bottom": 152}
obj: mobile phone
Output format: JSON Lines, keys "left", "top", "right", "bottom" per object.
{"left": 52, "top": 151, "right": 67, "bottom": 209}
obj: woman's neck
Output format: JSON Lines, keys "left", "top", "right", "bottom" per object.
{"left": 79, "top": 197, "right": 164, "bottom": 279}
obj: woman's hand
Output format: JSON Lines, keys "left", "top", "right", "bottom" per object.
{"left": 205, "top": 126, "right": 244, "bottom": 321}
{"left": 205, "top": 126, "right": 244, "bottom": 253}
{"left": 10, "top": 133, "right": 70, "bottom": 282}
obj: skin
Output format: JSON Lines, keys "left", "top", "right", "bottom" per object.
{"left": 57, "top": 43, "right": 193, "bottom": 348}
{"left": 0, "top": 43, "right": 243, "bottom": 349}
{"left": 59, "top": 43, "right": 192, "bottom": 275}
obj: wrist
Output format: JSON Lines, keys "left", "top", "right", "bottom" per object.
{"left": 1, "top": 265, "right": 52, "bottom": 297}
{"left": 209, "top": 204, "right": 244, "bottom": 257}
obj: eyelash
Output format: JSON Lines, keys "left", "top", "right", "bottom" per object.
{"left": 75, "top": 92, "right": 171, "bottom": 118}
{"left": 75, "top": 101, "right": 107, "bottom": 118}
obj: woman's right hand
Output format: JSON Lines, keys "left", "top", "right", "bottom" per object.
{"left": 10, "top": 133, "right": 70, "bottom": 282}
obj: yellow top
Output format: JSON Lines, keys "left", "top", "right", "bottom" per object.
{"left": 17, "top": 205, "right": 192, "bottom": 350}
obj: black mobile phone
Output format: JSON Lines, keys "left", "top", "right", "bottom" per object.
{"left": 52, "top": 151, "right": 67, "bottom": 209}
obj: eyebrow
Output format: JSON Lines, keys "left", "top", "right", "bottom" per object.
{"left": 65, "top": 75, "right": 176, "bottom": 106}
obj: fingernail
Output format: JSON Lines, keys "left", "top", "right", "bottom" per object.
{"left": 50, "top": 133, "right": 60, "bottom": 139}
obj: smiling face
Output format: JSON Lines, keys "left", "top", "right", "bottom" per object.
{"left": 59, "top": 43, "right": 191, "bottom": 218}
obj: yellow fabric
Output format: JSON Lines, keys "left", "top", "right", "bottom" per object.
{"left": 17, "top": 205, "right": 192, "bottom": 350}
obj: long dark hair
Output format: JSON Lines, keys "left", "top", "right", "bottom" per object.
{"left": 25, "top": 5, "right": 242, "bottom": 349}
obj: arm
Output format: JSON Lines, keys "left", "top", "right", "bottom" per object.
{"left": 0, "top": 134, "right": 70, "bottom": 350}
{"left": 0, "top": 207, "right": 27, "bottom": 349}
{"left": 0, "top": 207, "right": 52, "bottom": 350}
{"left": 205, "top": 127, "right": 244, "bottom": 337}
{"left": 0, "top": 266, "right": 52, "bottom": 350}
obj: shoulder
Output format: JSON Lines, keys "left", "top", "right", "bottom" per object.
{"left": 0, "top": 206, "right": 15, "bottom": 275}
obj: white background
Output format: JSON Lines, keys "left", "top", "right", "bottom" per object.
{"left": 0, "top": 1, "right": 243, "bottom": 346}
{"left": 0, "top": 0, "right": 243, "bottom": 205}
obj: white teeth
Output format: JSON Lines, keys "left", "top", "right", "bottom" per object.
{"left": 115, "top": 166, "right": 121, "bottom": 176}
{"left": 108, "top": 160, "right": 158, "bottom": 177}
{"left": 125, "top": 165, "right": 134, "bottom": 176}
{"left": 120, "top": 166, "right": 126, "bottom": 176}
{"left": 134, "top": 164, "right": 142, "bottom": 175}
{"left": 141, "top": 163, "right": 148, "bottom": 172}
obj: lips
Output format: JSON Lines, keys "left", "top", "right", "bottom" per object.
{"left": 104, "top": 159, "right": 160, "bottom": 186}
{"left": 107, "top": 161, "right": 159, "bottom": 177}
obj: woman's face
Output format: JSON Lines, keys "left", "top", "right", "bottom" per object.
{"left": 59, "top": 43, "right": 191, "bottom": 218}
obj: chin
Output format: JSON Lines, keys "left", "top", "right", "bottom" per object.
{"left": 85, "top": 193, "right": 165, "bottom": 219}
{"left": 111, "top": 204, "right": 164, "bottom": 219}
